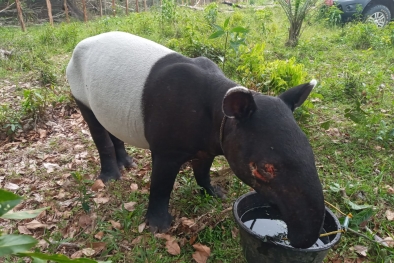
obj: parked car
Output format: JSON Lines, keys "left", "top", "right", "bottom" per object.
{"left": 334, "top": 0, "right": 394, "bottom": 27}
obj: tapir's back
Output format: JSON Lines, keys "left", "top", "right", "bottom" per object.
{"left": 66, "top": 31, "right": 175, "bottom": 148}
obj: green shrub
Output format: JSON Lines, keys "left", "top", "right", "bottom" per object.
{"left": 0, "top": 104, "right": 22, "bottom": 139}
{"left": 204, "top": 2, "right": 219, "bottom": 26}
{"left": 255, "top": 9, "right": 273, "bottom": 37}
{"left": 56, "top": 23, "right": 80, "bottom": 51}
{"left": 237, "top": 44, "right": 307, "bottom": 94}
{"left": 161, "top": 0, "right": 176, "bottom": 23}
{"left": 38, "top": 25, "right": 57, "bottom": 46}
{"left": 316, "top": 4, "right": 343, "bottom": 27}
{"left": 265, "top": 57, "right": 307, "bottom": 94}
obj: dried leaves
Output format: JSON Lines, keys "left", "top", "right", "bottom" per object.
{"left": 155, "top": 233, "right": 181, "bottom": 256}
{"left": 385, "top": 210, "right": 394, "bottom": 221}
{"left": 352, "top": 245, "right": 368, "bottom": 257}
{"left": 192, "top": 243, "right": 211, "bottom": 263}
{"left": 91, "top": 179, "right": 105, "bottom": 191}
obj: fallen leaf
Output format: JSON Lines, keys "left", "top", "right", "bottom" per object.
{"left": 181, "top": 218, "right": 195, "bottom": 227}
{"left": 38, "top": 129, "right": 47, "bottom": 138}
{"left": 155, "top": 233, "right": 172, "bottom": 240}
{"left": 4, "top": 182, "right": 20, "bottom": 190}
{"left": 82, "top": 248, "right": 96, "bottom": 257}
{"left": 154, "top": 233, "right": 180, "bottom": 255}
{"left": 352, "top": 245, "right": 368, "bottom": 257}
{"left": 131, "top": 236, "right": 143, "bottom": 245}
{"left": 94, "top": 231, "right": 104, "bottom": 240}
{"left": 25, "top": 220, "right": 48, "bottom": 230}
{"left": 43, "top": 162, "right": 60, "bottom": 173}
{"left": 385, "top": 210, "right": 394, "bottom": 221}
{"left": 37, "top": 239, "right": 49, "bottom": 249}
{"left": 93, "top": 197, "right": 109, "bottom": 204}
{"left": 91, "top": 180, "right": 105, "bottom": 191}
{"left": 71, "top": 250, "right": 83, "bottom": 259}
{"left": 384, "top": 185, "right": 394, "bottom": 194}
{"left": 166, "top": 238, "right": 181, "bottom": 255}
{"left": 231, "top": 227, "right": 239, "bottom": 239}
{"left": 123, "top": 201, "right": 137, "bottom": 212}
{"left": 109, "top": 220, "right": 122, "bottom": 230}
{"left": 18, "top": 225, "right": 32, "bottom": 235}
{"left": 90, "top": 242, "right": 106, "bottom": 254}
{"left": 79, "top": 214, "right": 93, "bottom": 227}
{"left": 189, "top": 235, "right": 197, "bottom": 245}
{"left": 383, "top": 237, "right": 393, "bottom": 248}
{"left": 192, "top": 243, "right": 211, "bottom": 263}
{"left": 138, "top": 222, "right": 146, "bottom": 233}
{"left": 130, "top": 183, "right": 138, "bottom": 192}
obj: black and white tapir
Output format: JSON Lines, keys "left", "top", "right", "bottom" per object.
{"left": 66, "top": 31, "right": 325, "bottom": 249}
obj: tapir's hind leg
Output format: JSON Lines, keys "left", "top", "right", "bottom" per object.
{"left": 192, "top": 156, "right": 226, "bottom": 199}
{"left": 75, "top": 99, "right": 121, "bottom": 182}
{"left": 108, "top": 133, "right": 135, "bottom": 170}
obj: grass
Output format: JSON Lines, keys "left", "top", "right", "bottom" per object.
{"left": 0, "top": 2, "right": 393, "bottom": 263}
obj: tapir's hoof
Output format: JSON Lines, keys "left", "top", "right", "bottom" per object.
{"left": 117, "top": 156, "right": 136, "bottom": 170}
{"left": 146, "top": 211, "right": 173, "bottom": 233}
{"left": 200, "top": 185, "right": 227, "bottom": 200}
{"left": 98, "top": 171, "right": 121, "bottom": 183}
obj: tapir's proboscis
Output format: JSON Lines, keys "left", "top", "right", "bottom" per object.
{"left": 66, "top": 31, "right": 325, "bottom": 249}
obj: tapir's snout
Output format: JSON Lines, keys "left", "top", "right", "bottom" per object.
{"left": 249, "top": 162, "right": 325, "bottom": 248}
{"left": 274, "top": 186, "right": 325, "bottom": 249}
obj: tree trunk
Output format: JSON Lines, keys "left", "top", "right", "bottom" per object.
{"left": 46, "top": 0, "right": 53, "bottom": 26}
{"left": 82, "top": 0, "right": 87, "bottom": 22}
{"left": 15, "top": 0, "right": 25, "bottom": 32}
{"left": 144, "top": 0, "right": 147, "bottom": 11}
{"left": 286, "top": 21, "right": 302, "bottom": 47}
{"left": 64, "top": 0, "right": 70, "bottom": 22}
{"left": 66, "top": 0, "right": 84, "bottom": 20}
{"left": 99, "top": 0, "right": 103, "bottom": 16}
{"left": 135, "top": 0, "right": 139, "bottom": 12}
{"left": 125, "top": 0, "right": 129, "bottom": 14}
{"left": 112, "top": 0, "right": 115, "bottom": 16}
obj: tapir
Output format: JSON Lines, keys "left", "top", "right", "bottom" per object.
{"left": 66, "top": 31, "right": 325, "bottom": 249}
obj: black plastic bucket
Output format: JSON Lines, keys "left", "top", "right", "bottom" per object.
{"left": 233, "top": 191, "right": 341, "bottom": 263}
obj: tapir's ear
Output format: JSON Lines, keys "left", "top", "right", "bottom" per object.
{"left": 279, "top": 79, "right": 317, "bottom": 112}
{"left": 222, "top": 86, "right": 257, "bottom": 119}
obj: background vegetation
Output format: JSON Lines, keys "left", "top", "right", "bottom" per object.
{"left": 0, "top": 0, "right": 393, "bottom": 262}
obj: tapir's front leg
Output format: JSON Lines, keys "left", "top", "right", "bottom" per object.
{"left": 146, "top": 152, "right": 184, "bottom": 232}
{"left": 192, "top": 156, "right": 226, "bottom": 199}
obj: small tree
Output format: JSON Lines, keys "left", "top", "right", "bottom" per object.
{"left": 276, "top": 0, "right": 317, "bottom": 47}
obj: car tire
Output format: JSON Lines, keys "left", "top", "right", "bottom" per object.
{"left": 364, "top": 5, "right": 391, "bottom": 27}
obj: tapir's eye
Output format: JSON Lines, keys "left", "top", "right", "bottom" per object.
{"left": 250, "top": 162, "right": 257, "bottom": 170}
{"left": 249, "top": 161, "right": 276, "bottom": 183}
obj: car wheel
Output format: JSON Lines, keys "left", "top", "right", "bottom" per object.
{"left": 364, "top": 5, "right": 391, "bottom": 27}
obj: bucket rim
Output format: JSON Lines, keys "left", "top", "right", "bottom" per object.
{"left": 233, "top": 191, "right": 342, "bottom": 252}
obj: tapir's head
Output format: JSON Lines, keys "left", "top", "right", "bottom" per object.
{"left": 222, "top": 80, "right": 325, "bottom": 249}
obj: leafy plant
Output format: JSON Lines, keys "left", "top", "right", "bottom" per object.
{"left": 344, "top": 99, "right": 367, "bottom": 124}
{"left": 317, "top": 4, "right": 343, "bottom": 27}
{"left": 255, "top": 9, "right": 273, "bottom": 37}
{"left": 344, "top": 22, "right": 379, "bottom": 49}
{"left": 209, "top": 17, "right": 249, "bottom": 71}
{"left": 22, "top": 88, "right": 48, "bottom": 118}
{"left": 265, "top": 57, "right": 307, "bottom": 94}
{"left": 0, "top": 189, "right": 108, "bottom": 262}
{"left": 161, "top": 0, "right": 176, "bottom": 23}
{"left": 0, "top": 104, "right": 22, "bottom": 139}
{"left": 204, "top": 2, "right": 219, "bottom": 26}
{"left": 237, "top": 43, "right": 266, "bottom": 89}
{"left": 71, "top": 171, "right": 94, "bottom": 213}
